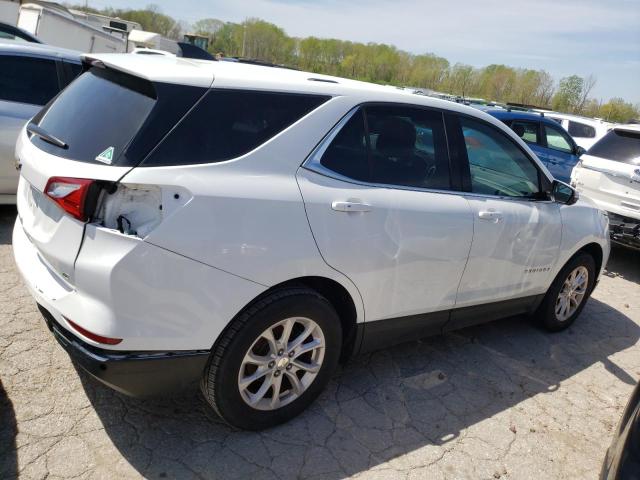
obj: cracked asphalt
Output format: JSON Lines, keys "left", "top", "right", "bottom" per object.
{"left": 1, "top": 204, "right": 639, "bottom": 480}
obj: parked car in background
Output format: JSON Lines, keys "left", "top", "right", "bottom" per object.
{"left": 0, "top": 42, "right": 82, "bottom": 204}
{"left": 13, "top": 54, "right": 609, "bottom": 429}
{"left": 0, "top": 21, "right": 42, "bottom": 43}
{"left": 485, "top": 109, "right": 585, "bottom": 183}
{"left": 546, "top": 112, "right": 613, "bottom": 150}
{"left": 571, "top": 124, "right": 640, "bottom": 251}
{"left": 601, "top": 380, "right": 640, "bottom": 479}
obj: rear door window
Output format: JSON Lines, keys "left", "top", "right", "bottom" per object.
{"left": 509, "top": 120, "right": 539, "bottom": 144}
{"left": 0, "top": 55, "right": 59, "bottom": 105}
{"left": 544, "top": 124, "right": 574, "bottom": 153}
{"left": 568, "top": 121, "right": 596, "bottom": 138}
{"left": 365, "top": 105, "right": 451, "bottom": 190}
{"left": 143, "top": 90, "right": 329, "bottom": 166}
{"left": 319, "top": 110, "right": 369, "bottom": 181}
{"left": 317, "top": 105, "right": 451, "bottom": 190}
{"left": 587, "top": 129, "right": 640, "bottom": 164}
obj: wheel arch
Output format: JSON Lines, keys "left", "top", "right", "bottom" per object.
{"left": 576, "top": 242, "right": 604, "bottom": 277}
{"left": 238, "top": 276, "right": 361, "bottom": 362}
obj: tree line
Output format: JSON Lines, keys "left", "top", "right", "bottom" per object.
{"left": 71, "top": 5, "right": 639, "bottom": 123}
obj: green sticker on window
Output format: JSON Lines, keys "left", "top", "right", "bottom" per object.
{"left": 96, "top": 146, "right": 114, "bottom": 164}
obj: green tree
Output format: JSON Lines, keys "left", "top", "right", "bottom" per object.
{"left": 66, "top": 7, "right": 636, "bottom": 119}
{"left": 552, "top": 75, "right": 584, "bottom": 113}
{"left": 446, "top": 64, "right": 476, "bottom": 98}
{"left": 209, "top": 22, "right": 241, "bottom": 56}
{"left": 191, "top": 18, "right": 224, "bottom": 38}
{"left": 599, "top": 98, "right": 639, "bottom": 123}
{"left": 407, "top": 54, "right": 449, "bottom": 90}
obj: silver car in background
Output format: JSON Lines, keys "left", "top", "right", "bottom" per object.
{"left": 0, "top": 42, "right": 81, "bottom": 203}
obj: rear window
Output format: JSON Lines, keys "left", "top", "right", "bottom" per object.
{"left": 143, "top": 89, "right": 330, "bottom": 166}
{"left": 31, "top": 67, "right": 205, "bottom": 166}
{"left": 587, "top": 129, "right": 640, "bottom": 164}
{"left": 568, "top": 121, "right": 596, "bottom": 138}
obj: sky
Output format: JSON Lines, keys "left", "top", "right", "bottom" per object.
{"left": 86, "top": 0, "right": 640, "bottom": 103}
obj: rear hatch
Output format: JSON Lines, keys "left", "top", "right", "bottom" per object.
{"left": 16, "top": 56, "right": 212, "bottom": 284}
{"left": 575, "top": 128, "right": 640, "bottom": 217}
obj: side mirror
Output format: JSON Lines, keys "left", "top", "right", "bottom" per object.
{"left": 552, "top": 180, "right": 579, "bottom": 205}
{"left": 574, "top": 145, "right": 587, "bottom": 157}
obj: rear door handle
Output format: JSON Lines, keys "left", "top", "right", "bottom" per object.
{"left": 478, "top": 210, "right": 503, "bottom": 222}
{"left": 331, "top": 201, "right": 371, "bottom": 213}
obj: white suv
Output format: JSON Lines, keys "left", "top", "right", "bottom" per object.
{"left": 546, "top": 112, "right": 613, "bottom": 150}
{"left": 13, "top": 54, "right": 610, "bottom": 430}
{"left": 571, "top": 124, "right": 640, "bottom": 251}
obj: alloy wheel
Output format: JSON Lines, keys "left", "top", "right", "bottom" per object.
{"left": 237, "top": 317, "right": 325, "bottom": 411}
{"left": 555, "top": 266, "right": 589, "bottom": 321}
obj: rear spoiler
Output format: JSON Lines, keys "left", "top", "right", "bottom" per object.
{"left": 80, "top": 54, "right": 214, "bottom": 88}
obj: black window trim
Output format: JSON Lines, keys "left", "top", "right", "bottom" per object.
{"left": 303, "top": 101, "right": 463, "bottom": 195}
{"left": 452, "top": 113, "right": 553, "bottom": 201}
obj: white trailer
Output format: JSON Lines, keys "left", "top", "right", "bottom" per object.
{"left": 128, "top": 29, "right": 179, "bottom": 55}
{"left": 17, "top": 2, "right": 127, "bottom": 53}
{"left": 0, "top": 0, "right": 19, "bottom": 25}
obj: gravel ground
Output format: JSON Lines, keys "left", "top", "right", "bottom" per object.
{"left": 1, "top": 204, "right": 639, "bottom": 480}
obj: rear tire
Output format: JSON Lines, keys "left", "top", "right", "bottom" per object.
{"left": 535, "top": 253, "right": 596, "bottom": 332}
{"left": 201, "top": 287, "right": 342, "bottom": 430}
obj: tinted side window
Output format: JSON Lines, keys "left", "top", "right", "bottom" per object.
{"left": 0, "top": 55, "right": 59, "bottom": 105}
{"left": 568, "top": 121, "right": 596, "bottom": 138}
{"left": 144, "top": 90, "right": 329, "bottom": 166}
{"left": 365, "top": 105, "right": 450, "bottom": 189}
{"left": 544, "top": 124, "right": 574, "bottom": 153}
{"left": 319, "top": 110, "right": 369, "bottom": 181}
{"left": 587, "top": 129, "right": 640, "bottom": 164}
{"left": 510, "top": 120, "right": 538, "bottom": 144}
{"left": 461, "top": 117, "right": 539, "bottom": 197}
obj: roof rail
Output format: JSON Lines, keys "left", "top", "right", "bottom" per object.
{"left": 308, "top": 77, "right": 338, "bottom": 84}
{"left": 220, "top": 57, "right": 298, "bottom": 70}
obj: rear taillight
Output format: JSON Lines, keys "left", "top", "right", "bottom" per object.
{"left": 45, "top": 177, "right": 95, "bottom": 221}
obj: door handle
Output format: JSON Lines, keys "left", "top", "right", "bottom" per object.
{"left": 331, "top": 201, "right": 371, "bottom": 213}
{"left": 478, "top": 210, "right": 503, "bottom": 223}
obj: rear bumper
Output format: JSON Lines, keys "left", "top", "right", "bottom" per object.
{"left": 12, "top": 216, "right": 265, "bottom": 351}
{"left": 38, "top": 304, "right": 209, "bottom": 397}
{"left": 608, "top": 213, "right": 640, "bottom": 251}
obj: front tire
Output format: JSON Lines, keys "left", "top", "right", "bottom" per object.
{"left": 201, "top": 288, "right": 342, "bottom": 430}
{"left": 535, "top": 253, "right": 596, "bottom": 332}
